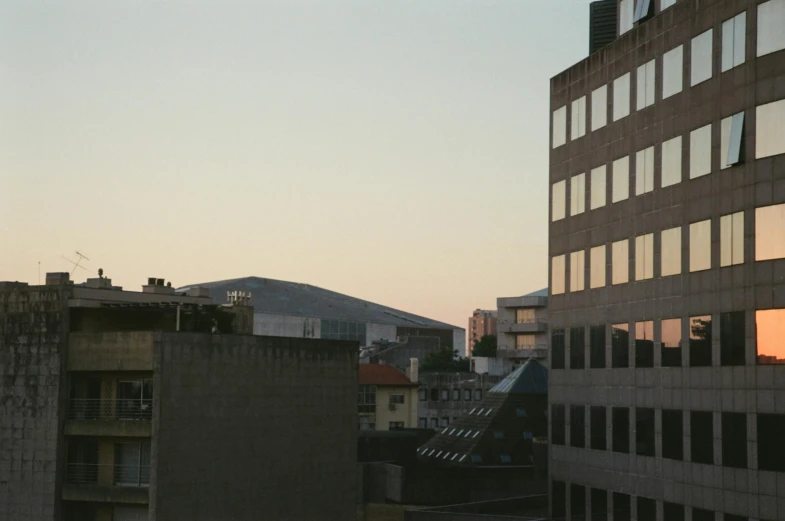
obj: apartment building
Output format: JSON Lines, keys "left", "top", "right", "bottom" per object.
{"left": 549, "top": 1, "right": 785, "bottom": 520}
{"left": 358, "top": 363, "right": 419, "bottom": 431}
{"left": 468, "top": 309, "right": 497, "bottom": 356}
{"left": 496, "top": 289, "right": 549, "bottom": 363}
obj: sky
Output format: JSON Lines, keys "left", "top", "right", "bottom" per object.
{"left": 0, "top": 1, "right": 593, "bottom": 333}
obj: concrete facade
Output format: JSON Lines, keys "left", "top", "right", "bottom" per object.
{"left": 416, "top": 373, "right": 503, "bottom": 430}
{"left": 468, "top": 310, "right": 497, "bottom": 356}
{"left": 496, "top": 290, "right": 549, "bottom": 363}
{"left": 549, "top": 1, "right": 785, "bottom": 520}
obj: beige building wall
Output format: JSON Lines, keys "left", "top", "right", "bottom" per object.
{"left": 373, "top": 386, "right": 418, "bottom": 431}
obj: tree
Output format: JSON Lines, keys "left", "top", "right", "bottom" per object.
{"left": 471, "top": 334, "right": 497, "bottom": 358}
{"left": 421, "top": 345, "right": 470, "bottom": 372}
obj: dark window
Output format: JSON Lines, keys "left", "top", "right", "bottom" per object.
{"left": 570, "top": 484, "right": 586, "bottom": 519}
{"left": 463, "top": 389, "right": 471, "bottom": 400}
{"left": 590, "top": 488, "right": 607, "bottom": 521}
{"left": 418, "top": 389, "right": 427, "bottom": 401}
{"left": 635, "top": 321, "right": 654, "bottom": 367}
{"left": 590, "top": 406, "right": 606, "bottom": 450}
{"left": 722, "top": 412, "right": 747, "bottom": 468}
{"left": 612, "top": 492, "right": 631, "bottom": 521}
{"left": 663, "top": 502, "right": 685, "bottom": 521}
{"left": 570, "top": 405, "right": 585, "bottom": 448}
{"left": 552, "top": 329, "right": 566, "bottom": 369}
{"left": 440, "top": 389, "right": 449, "bottom": 401}
{"left": 552, "top": 481, "right": 566, "bottom": 519}
{"left": 690, "top": 315, "right": 712, "bottom": 367}
{"left": 389, "top": 394, "right": 404, "bottom": 404}
{"left": 662, "top": 409, "right": 683, "bottom": 460}
{"left": 552, "top": 404, "right": 566, "bottom": 445}
{"left": 452, "top": 389, "right": 460, "bottom": 401}
{"left": 612, "top": 407, "right": 629, "bottom": 453}
{"left": 389, "top": 421, "right": 404, "bottom": 429}
{"left": 724, "top": 515, "right": 747, "bottom": 521}
{"left": 720, "top": 311, "right": 745, "bottom": 366}
{"left": 474, "top": 389, "right": 482, "bottom": 400}
{"left": 430, "top": 389, "right": 438, "bottom": 401}
{"left": 691, "top": 411, "right": 714, "bottom": 464}
{"left": 693, "top": 508, "right": 714, "bottom": 521}
{"left": 635, "top": 408, "right": 655, "bottom": 457}
{"left": 590, "top": 325, "right": 606, "bottom": 368}
{"left": 612, "top": 323, "right": 629, "bottom": 368}
{"left": 429, "top": 418, "right": 438, "bottom": 428}
{"left": 661, "top": 318, "right": 682, "bottom": 367}
{"left": 637, "top": 497, "right": 656, "bottom": 521}
{"left": 570, "top": 327, "right": 586, "bottom": 369}
{"left": 758, "top": 414, "right": 785, "bottom": 471}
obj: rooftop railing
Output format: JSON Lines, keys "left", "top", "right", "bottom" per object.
{"left": 65, "top": 463, "right": 150, "bottom": 487}
{"left": 68, "top": 399, "right": 152, "bottom": 421}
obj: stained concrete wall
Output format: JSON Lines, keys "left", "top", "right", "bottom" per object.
{"left": 0, "top": 285, "right": 70, "bottom": 521}
{"left": 151, "top": 333, "right": 358, "bottom": 521}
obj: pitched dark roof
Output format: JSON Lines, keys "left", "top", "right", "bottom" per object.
{"left": 177, "top": 276, "right": 462, "bottom": 330}
{"left": 359, "top": 364, "right": 417, "bottom": 386}
{"left": 489, "top": 360, "right": 548, "bottom": 395}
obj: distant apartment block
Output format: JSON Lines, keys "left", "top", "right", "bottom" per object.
{"left": 416, "top": 372, "right": 503, "bottom": 430}
{"left": 468, "top": 309, "right": 497, "bottom": 355}
{"left": 358, "top": 363, "right": 419, "bottom": 431}
{"left": 496, "top": 289, "right": 548, "bottom": 363}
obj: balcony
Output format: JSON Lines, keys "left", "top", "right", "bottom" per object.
{"left": 63, "top": 463, "right": 150, "bottom": 504}
{"left": 503, "top": 322, "right": 547, "bottom": 334}
{"left": 66, "top": 399, "right": 152, "bottom": 437}
{"left": 498, "top": 347, "right": 549, "bottom": 360}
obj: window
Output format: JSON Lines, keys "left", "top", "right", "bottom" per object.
{"left": 591, "top": 489, "right": 608, "bottom": 521}
{"left": 499, "top": 454, "right": 512, "bottom": 464}
{"left": 571, "top": 96, "right": 586, "bottom": 140}
{"left": 757, "top": 414, "right": 785, "bottom": 471}
{"left": 114, "top": 442, "right": 151, "bottom": 487}
{"left": 591, "top": 85, "right": 607, "bottom": 131}
{"left": 619, "top": 0, "right": 633, "bottom": 34}
{"left": 552, "top": 255, "right": 566, "bottom": 295}
{"left": 635, "top": 321, "right": 654, "bottom": 368}
{"left": 474, "top": 389, "right": 482, "bottom": 400}
{"left": 570, "top": 250, "right": 585, "bottom": 292}
{"left": 721, "top": 12, "right": 746, "bottom": 72}
{"left": 359, "top": 385, "right": 376, "bottom": 413}
{"left": 440, "top": 417, "right": 450, "bottom": 427}
{"left": 721, "top": 112, "right": 745, "bottom": 169}
{"left": 552, "top": 404, "right": 566, "bottom": 445}
{"left": 662, "top": 135, "right": 683, "bottom": 187}
{"left": 552, "top": 481, "right": 566, "bottom": 519}
{"left": 663, "top": 503, "right": 685, "bottom": 521}
{"left": 590, "top": 406, "right": 606, "bottom": 450}
{"left": 635, "top": 408, "right": 655, "bottom": 456}
{"left": 661, "top": 318, "right": 682, "bottom": 367}
{"left": 389, "top": 421, "right": 404, "bottom": 429}
{"left": 390, "top": 394, "right": 405, "bottom": 405}
{"left": 552, "top": 106, "right": 566, "bottom": 148}
{"left": 590, "top": 325, "right": 606, "bottom": 368}
{"left": 635, "top": 233, "right": 653, "bottom": 281}
{"left": 570, "top": 484, "right": 586, "bottom": 520}
{"left": 612, "top": 323, "right": 630, "bottom": 368}
{"left": 552, "top": 329, "right": 565, "bottom": 369}
{"left": 635, "top": 146, "right": 654, "bottom": 195}
{"left": 552, "top": 180, "right": 566, "bottom": 221}
{"left": 662, "top": 409, "right": 683, "bottom": 460}
{"left": 756, "top": 309, "right": 785, "bottom": 364}
{"left": 691, "top": 29, "right": 713, "bottom": 86}
{"left": 116, "top": 379, "right": 153, "bottom": 420}
{"left": 756, "top": 99, "right": 785, "bottom": 159}
{"left": 359, "top": 417, "right": 375, "bottom": 430}
{"left": 756, "top": 204, "right": 785, "bottom": 261}
{"left": 570, "top": 173, "right": 586, "bottom": 216}
{"left": 720, "top": 212, "right": 744, "bottom": 267}
{"left": 516, "top": 308, "right": 535, "bottom": 323}
{"left": 720, "top": 311, "right": 745, "bottom": 366}
{"left": 757, "top": 0, "right": 785, "bottom": 58}
{"left": 418, "top": 417, "right": 427, "bottom": 428}
{"left": 637, "top": 497, "right": 656, "bottom": 521}
{"left": 590, "top": 165, "right": 606, "bottom": 209}
{"left": 722, "top": 412, "right": 747, "bottom": 468}
{"left": 613, "top": 492, "right": 631, "bottom": 520}
{"left": 494, "top": 430, "right": 504, "bottom": 439}
{"left": 612, "top": 407, "right": 629, "bottom": 453}
{"left": 516, "top": 334, "right": 535, "bottom": 349}
{"left": 570, "top": 327, "right": 585, "bottom": 369}
{"left": 689, "top": 219, "right": 711, "bottom": 272}
{"left": 691, "top": 411, "right": 714, "bottom": 464}
{"left": 429, "top": 418, "right": 438, "bottom": 428}
{"left": 613, "top": 73, "right": 631, "bottom": 121}
{"left": 612, "top": 155, "right": 629, "bottom": 202}
{"left": 463, "top": 389, "right": 471, "bottom": 401}
{"left": 689, "top": 123, "right": 712, "bottom": 178}
{"left": 693, "top": 509, "right": 714, "bottom": 521}
{"left": 690, "top": 315, "right": 712, "bottom": 367}
{"left": 590, "top": 245, "right": 606, "bottom": 288}
{"left": 570, "top": 405, "right": 585, "bottom": 448}
{"left": 440, "top": 389, "right": 449, "bottom": 401}
{"left": 612, "top": 239, "right": 629, "bottom": 285}
{"left": 470, "top": 454, "right": 481, "bottom": 463}
{"left": 661, "top": 226, "right": 682, "bottom": 276}
{"left": 419, "top": 389, "right": 427, "bottom": 401}
{"left": 661, "top": 0, "right": 677, "bottom": 9}
{"left": 451, "top": 389, "right": 460, "bottom": 401}
{"left": 723, "top": 515, "right": 746, "bottom": 521}
{"left": 430, "top": 388, "right": 438, "bottom": 401}
{"left": 663, "top": 45, "right": 684, "bottom": 99}
{"left": 636, "top": 59, "right": 655, "bottom": 110}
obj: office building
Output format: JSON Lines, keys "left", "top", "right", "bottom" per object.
{"left": 496, "top": 289, "right": 549, "bottom": 363}
{"left": 468, "top": 309, "right": 497, "bottom": 356}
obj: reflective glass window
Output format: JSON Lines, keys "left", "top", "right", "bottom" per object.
{"left": 619, "top": 0, "right": 634, "bottom": 35}
{"left": 663, "top": 503, "right": 685, "bottom": 521}
{"left": 635, "top": 146, "right": 654, "bottom": 195}
{"left": 662, "top": 409, "right": 683, "bottom": 460}
{"left": 720, "top": 311, "right": 746, "bottom": 366}
{"left": 756, "top": 309, "right": 785, "bottom": 364}
{"left": 633, "top": 0, "right": 652, "bottom": 22}
{"left": 635, "top": 408, "right": 655, "bottom": 456}
{"left": 691, "top": 29, "right": 713, "bottom": 86}
{"left": 551, "top": 255, "right": 566, "bottom": 295}
{"left": 571, "top": 96, "right": 587, "bottom": 140}
{"left": 691, "top": 411, "right": 714, "bottom": 464}
{"left": 661, "top": 0, "right": 677, "bottom": 8}
{"left": 635, "top": 233, "right": 653, "bottom": 280}
{"left": 612, "top": 323, "right": 629, "bottom": 368}
{"left": 722, "top": 418, "right": 748, "bottom": 466}
{"left": 757, "top": 414, "right": 785, "bottom": 471}
{"left": 755, "top": 99, "right": 785, "bottom": 159}
{"left": 612, "top": 407, "right": 630, "bottom": 453}
{"left": 689, "top": 315, "right": 712, "bottom": 367}
{"left": 721, "top": 12, "right": 746, "bottom": 72}
{"left": 552, "top": 404, "right": 566, "bottom": 445}
{"left": 570, "top": 173, "right": 586, "bottom": 216}
{"left": 612, "top": 156, "right": 629, "bottom": 203}
{"left": 590, "top": 245, "right": 606, "bottom": 289}
{"left": 591, "top": 85, "right": 607, "bottom": 131}
{"left": 516, "top": 334, "right": 535, "bottom": 349}
{"left": 590, "top": 406, "right": 606, "bottom": 449}
{"left": 570, "top": 250, "right": 585, "bottom": 292}
{"left": 661, "top": 136, "right": 682, "bottom": 187}
{"left": 552, "top": 180, "right": 566, "bottom": 222}
{"left": 689, "top": 124, "right": 712, "bottom": 179}
{"left": 570, "top": 327, "right": 585, "bottom": 370}
{"left": 635, "top": 321, "right": 654, "bottom": 368}
{"left": 552, "top": 106, "right": 567, "bottom": 149}
{"left": 570, "top": 406, "right": 585, "bottom": 447}
{"left": 661, "top": 318, "right": 682, "bottom": 367}
{"left": 757, "top": 0, "right": 785, "bottom": 58}
{"left": 662, "top": 45, "right": 683, "bottom": 99}
{"left": 552, "top": 329, "right": 566, "bottom": 369}
{"left": 590, "top": 325, "right": 606, "bottom": 369}
{"left": 636, "top": 59, "right": 655, "bottom": 110}
{"left": 515, "top": 308, "right": 535, "bottom": 323}
{"left": 661, "top": 226, "right": 682, "bottom": 276}
{"left": 720, "top": 211, "right": 744, "bottom": 267}
{"left": 755, "top": 204, "right": 785, "bottom": 261}
{"left": 721, "top": 112, "right": 745, "bottom": 169}
{"left": 612, "top": 239, "right": 629, "bottom": 285}
{"left": 613, "top": 73, "right": 631, "bottom": 122}
{"left": 590, "top": 165, "right": 606, "bottom": 209}
{"left": 689, "top": 219, "right": 711, "bottom": 272}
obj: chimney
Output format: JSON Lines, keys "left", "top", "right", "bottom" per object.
{"left": 46, "top": 272, "right": 71, "bottom": 286}
{"left": 409, "top": 358, "right": 419, "bottom": 384}
{"left": 143, "top": 277, "right": 175, "bottom": 295}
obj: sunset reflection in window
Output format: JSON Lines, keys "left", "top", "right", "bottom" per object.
{"left": 756, "top": 309, "right": 785, "bottom": 364}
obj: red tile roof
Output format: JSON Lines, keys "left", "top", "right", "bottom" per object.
{"left": 359, "top": 364, "right": 417, "bottom": 386}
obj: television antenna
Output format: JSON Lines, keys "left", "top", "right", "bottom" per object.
{"left": 62, "top": 251, "right": 94, "bottom": 275}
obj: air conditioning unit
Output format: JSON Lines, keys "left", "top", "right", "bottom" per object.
{"left": 388, "top": 403, "right": 397, "bottom": 411}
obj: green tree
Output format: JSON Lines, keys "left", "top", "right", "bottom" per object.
{"left": 421, "top": 345, "right": 470, "bottom": 372}
{"left": 471, "top": 334, "right": 497, "bottom": 357}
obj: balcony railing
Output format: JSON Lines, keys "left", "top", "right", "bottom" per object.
{"left": 68, "top": 399, "right": 152, "bottom": 421}
{"left": 66, "top": 463, "right": 150, "bottom": 487}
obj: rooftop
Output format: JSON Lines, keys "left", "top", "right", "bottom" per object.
{"left": 359, "top": 364, "right": 417, "bottom": 387}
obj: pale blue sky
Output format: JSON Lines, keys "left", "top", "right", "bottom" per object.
{"left": 1, "top": 1, "right": 592, "bottom": 332}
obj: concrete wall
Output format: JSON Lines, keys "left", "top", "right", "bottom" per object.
{"left": 0, "top": 285, "right": 70, "bottom": 521}
{"left": 253, "top": 312, "right": 320, "bottom": 338}
{"left": 68, "top": 332, "right": 156, "bottom": 371}
{"left": 151, "top": 333, "right": 358, "bottom": 521}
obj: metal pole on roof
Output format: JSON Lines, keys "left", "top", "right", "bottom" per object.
{"left": 176, "top": 305, "right": 180, "bottom": 332}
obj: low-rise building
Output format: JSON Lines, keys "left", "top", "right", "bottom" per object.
{"left": 358, "top": 363, "right": 419, "bottom": 431}
{"left": 416, "top": 372, "right": 504, "bottom": 430}
{"left": 496, "top": 289, "right": 548, "bottom": 363}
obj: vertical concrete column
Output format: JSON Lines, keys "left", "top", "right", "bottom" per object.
{"left": 98, "top": 440, "right": 115, "bottom": 486}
